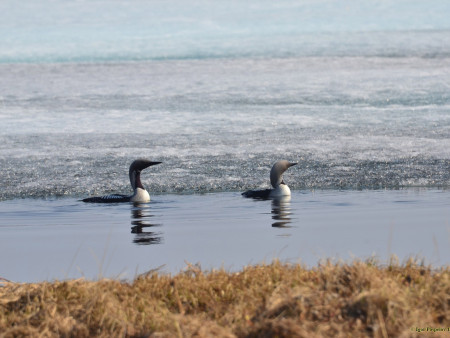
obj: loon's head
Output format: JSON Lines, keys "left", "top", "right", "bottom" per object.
{"left": 270, "top": 160, "right": 297, "bottom": 188}
{"left": 129, "top": 159, "right": 162, "bottom": 190}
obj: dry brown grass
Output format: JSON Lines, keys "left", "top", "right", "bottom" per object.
{"left": 1, "top": 259, "right": 449, "bottom": 337}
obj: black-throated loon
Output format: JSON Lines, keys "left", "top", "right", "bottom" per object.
{"left": 242, "top": 160, "right": 297, "bottom": 199}
{"left": 82, "top": 159, "right": 161, "bottom": 203}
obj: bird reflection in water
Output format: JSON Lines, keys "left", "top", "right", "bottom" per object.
{"left": 130, "top": 203, "right": 163, "bottom": 245}
{"left": 271, "top": 196, "right": 292, "bottom": 228}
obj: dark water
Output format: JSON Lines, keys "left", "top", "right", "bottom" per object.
{"left": 0, "top": 190, "right": 448, "bottom": 282}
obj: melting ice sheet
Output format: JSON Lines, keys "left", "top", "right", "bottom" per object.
{"left": 0, "top": 58, "right": 449, "bottom": 200}
{"left": 0, "top": 189, "right": 448, "bottom": 283}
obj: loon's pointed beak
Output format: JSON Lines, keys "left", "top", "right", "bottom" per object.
{"left": 289, "top": 162, "right": 298, "bottom": 167}
{"left": 143, "top": 161, "right": 162, "bottom": 170}
{"left": 131, "top": 159, "right": 162, "bottom": 172}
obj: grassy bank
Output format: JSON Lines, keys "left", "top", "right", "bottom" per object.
{"left": 1, "top": 259, "right": 449, "bottom": 337}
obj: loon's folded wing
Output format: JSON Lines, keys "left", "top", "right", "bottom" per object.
{"left": 82, "top": 194, "right": 130, "bottom": 203}
{"left": 241, "top": 189, "right": 272, "bottom": 199}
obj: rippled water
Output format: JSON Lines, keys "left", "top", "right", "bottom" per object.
{"left": 1, "top": 58, "right": 449, "bottom": 200}
{"left": 1, "top": 1, "right": 450, "bottom": 199}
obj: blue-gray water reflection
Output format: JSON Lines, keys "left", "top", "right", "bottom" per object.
{"left": 0, "top": 190, "right": 448, "bottom": 282}
{"left": 271, "top": 197, "right": 293, "bottom": 228}
{"left": 130, "top": 203, "right": 163, "bottom": 245}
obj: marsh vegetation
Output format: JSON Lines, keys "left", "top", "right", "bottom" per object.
{"left": 1, "top": 259, "right": 449, "bottom": 337}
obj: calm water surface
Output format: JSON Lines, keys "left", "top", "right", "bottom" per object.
{"left": 0, "top": 189, "right": 448, "bottom": 282}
